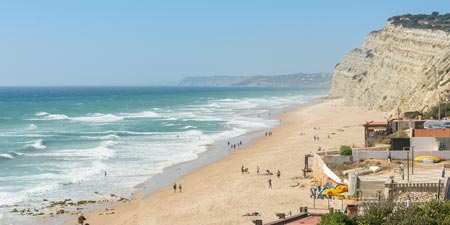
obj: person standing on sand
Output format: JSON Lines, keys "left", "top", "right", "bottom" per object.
{"left": 257, "top": 166, "right": 260, "bottom": 175}
{"left": 173, "top": 183, "right": 177, "bottom": 193}
{"left": 78, "top": 213, "right": 86, "bottom": 225}
{"left": 277, "top": 170, "right": 281, "bottom": 179}
{"left": 406, "top": 196, "right": 412, "bottom": 207}
{"left": 442, "top": 165, "right": 446, "bottom": 178}
{"left": 268, "top": 179, "right": 272, "bottom": 189}
{"left": 179, "top": 184, "right": 182, "bottom": 193}
{"left": 386, "top": 149, "right": 392, "bottom": 163}
{"left": 399, "top": 163, "right": 405, "bottom": 180}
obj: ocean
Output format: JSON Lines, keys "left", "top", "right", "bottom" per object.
{"left": 0, "top": 86, "right": 327, "bottom": 224}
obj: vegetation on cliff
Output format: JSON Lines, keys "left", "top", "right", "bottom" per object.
{"left": 389, "top": 12, "right": 450, "bottom": 32}
{"left": 320, "top": 201, "right": 450, "bottom": 225}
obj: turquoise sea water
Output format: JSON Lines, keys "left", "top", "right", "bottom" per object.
{"left": 0, "top": 86, "right": 327, "bottom": 223}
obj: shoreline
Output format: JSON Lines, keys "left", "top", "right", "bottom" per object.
{"left": 138, "top": 98, "right": 316, "bottom": 198}
{"left": 65, "top": 98, "right": 386, "bottom": 225}
{"left": 24, "top": 96, "right": 320, "bottom": 225}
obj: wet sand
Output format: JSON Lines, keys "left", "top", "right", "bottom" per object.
{"left": 65, "top": 98, "right": 386, "bottom": 225}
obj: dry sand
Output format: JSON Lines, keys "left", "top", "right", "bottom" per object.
{"left": 66, "top": 98, "right": 386, "bottom": 225}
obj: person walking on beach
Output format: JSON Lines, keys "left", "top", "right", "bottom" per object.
{"left": 104, "top": 171, "right": 107, "bottom": 177}
{"left": 399, "top": 163, "right": 405, "bottom": 180}
{"left": 257, "top": 165, "right": 260, "bottom": 175}
{"left": 78, "top": 213, "right": 86, "bottom": 225}
{"left": 442, "top": 165, "right": 446, "bottom": 178}
{"left": 173, "top": 183, "right": 177, "bottom": 193}
{"left": 277, "top": 170, "right": 281, "bottom": 179}
{"left": 268, "top": 179, "right": 272, "bottom": 189}
{"left": 386, "top": 150, "right": 391, "bottom": 163}
{"left": 178, "top": 184, "right": 182, "bottom": 193}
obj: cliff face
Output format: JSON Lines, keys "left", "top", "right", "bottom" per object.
{"left": 329, "top": 22, "right": 450, "bottom": 117}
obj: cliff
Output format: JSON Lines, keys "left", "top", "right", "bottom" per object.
{"left": 179, "top": 73, "right": 331, "bottom": 87}
{"left": 329, "top": 16, "right": 450, "bottom": 118}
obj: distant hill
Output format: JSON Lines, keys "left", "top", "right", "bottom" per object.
{"left": 178, "top": 76, "right": 248, "bottom": 87}
{"left": 178, "top": 73, "right": 332, "bottom": 87}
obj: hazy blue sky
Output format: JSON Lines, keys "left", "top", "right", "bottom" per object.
{"left": 0, "top": 1, "right": 449, "bottom": 86}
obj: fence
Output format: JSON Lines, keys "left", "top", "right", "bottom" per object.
{"left": 352, "top": 149, "right": 450, "bottom": 161}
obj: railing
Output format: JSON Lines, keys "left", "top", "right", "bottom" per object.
{"left": 353, "top": 149, "right": 450, "bottom": 161}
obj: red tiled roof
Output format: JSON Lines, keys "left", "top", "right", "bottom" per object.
{"left": 287, "top": 216, "right": 322, "bottom": 225}
{"left": 414, "top": 129, "right": 450, "bottom": 137}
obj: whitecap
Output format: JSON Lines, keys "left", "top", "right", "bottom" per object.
{"left": 81, "top": 134, "right": 120, "bottom": 140}
{"left": 0, "top": 153, "right": 14, "bottom": 159}
{"left": 26, "top": 124, "right": 37, "bottom": 130}
{"left": 121, "top": 111, "right": 161, "bottom": 118}
{"left": 35, "top": 112, "right": 49, "bottom": 116}
{"left": 45, "top": 114, "right": 70, "bottom": 120}
{"left": 184, "top": 130, "right": 203, "bottom": 136}
{"left": 31, "top": 141, "right": 115, "bottom": 159}
{"left": 25, "top": 139, "right": 47, "bottom": 150}
{"left": 71, "top": 113, "right": 123, "bottom": 123}
{"left": 64, "top": 161, "right": 106, "bottom": 184}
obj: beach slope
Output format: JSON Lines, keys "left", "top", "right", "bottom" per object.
{"left": 77, "top": 99, "right": 385, "bottom": 225}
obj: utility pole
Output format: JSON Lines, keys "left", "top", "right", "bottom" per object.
{"left": 397, "top": 103, "right": 400, "bottom": 137}
{"left": 434, "top": 65, "right": 441, "bottom": 120}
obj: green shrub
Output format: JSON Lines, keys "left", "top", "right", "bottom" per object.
{"left": 340, "top": 145, "right": 352, "bottom": 156}
{"left": 319, "top": 212, "right": 357, "bottom": 225}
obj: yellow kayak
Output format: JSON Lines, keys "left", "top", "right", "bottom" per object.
{"left": 414, "top": 155, "right": 440, "bottom": 163}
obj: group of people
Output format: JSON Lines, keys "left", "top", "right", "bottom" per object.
{"left": 268, "top": 170, "right": 281, "bottom": 188}
{"left": 313, "top": 135, "right": 320, "bottom": 142}
{"left": 265, "top": 131, "right": 273, "bottom": 136}
{"left": 228, "top": 141, "right": 243, "bottom": 151}
{"left": 173, "top": 183, "right": 182, "bottom": 193}
{"left": 241, "top": 165, "right": 249, "bottom": 174}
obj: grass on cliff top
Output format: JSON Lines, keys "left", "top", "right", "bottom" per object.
{"left": 389, "top": 12, "right": 450, "bottom": 33}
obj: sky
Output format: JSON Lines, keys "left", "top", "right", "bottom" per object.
{"left": 0, "top": 0, "right": 449, "bottom": 86}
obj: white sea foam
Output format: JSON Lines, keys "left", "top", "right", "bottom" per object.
{"left": 33, "top": 112, "right": 124, "bottom": 123}
{"left": 26, "top": 124, "right": 37, "bottom": 130}
{"left": 184, "top": 130, "right": 203, "bottom": 136}
{"left": 0, "top": 154, "right": 14, "bottom": 159}
{"left": 183, "top": 125, "right": 197, "bottom": 129}
{"left": 81, "top": 134, "right": 120, "bottom": 140}
{"left": 71, "top": 113, "right": 124, "bottom": 123}
{"left": 35, "top": 112, "right": 49, "bottom": 116}
{"left": 31, "top": 141, "right": 115, "bottom": 159}
{"left": 64, "top": 161, "right": 106, "bottom": 184}
{"left": 121, "top": 111, "right": 161, "bottom": 118}
{"left": 45, "top": 114, "right": 70, "bottom": 120}
{"left": 25, "top": 139, "right": 47, "bottom": 150}
{"left": 12, "top": 151, "right": 25, "bottom": 156}
{"left": 226, "top": 119, "right": 273, "bottom": 129}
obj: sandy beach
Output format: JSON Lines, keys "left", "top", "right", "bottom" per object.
{"left": 66, "top": 98, "right": 386, "bottom": 225}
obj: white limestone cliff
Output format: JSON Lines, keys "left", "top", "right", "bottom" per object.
{"left": 329, "top": 22, "right": 450, "bottom": 118}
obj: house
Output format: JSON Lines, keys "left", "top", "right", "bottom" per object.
{"left": 411, "top": 129, "right": 450, "bottom": 151}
